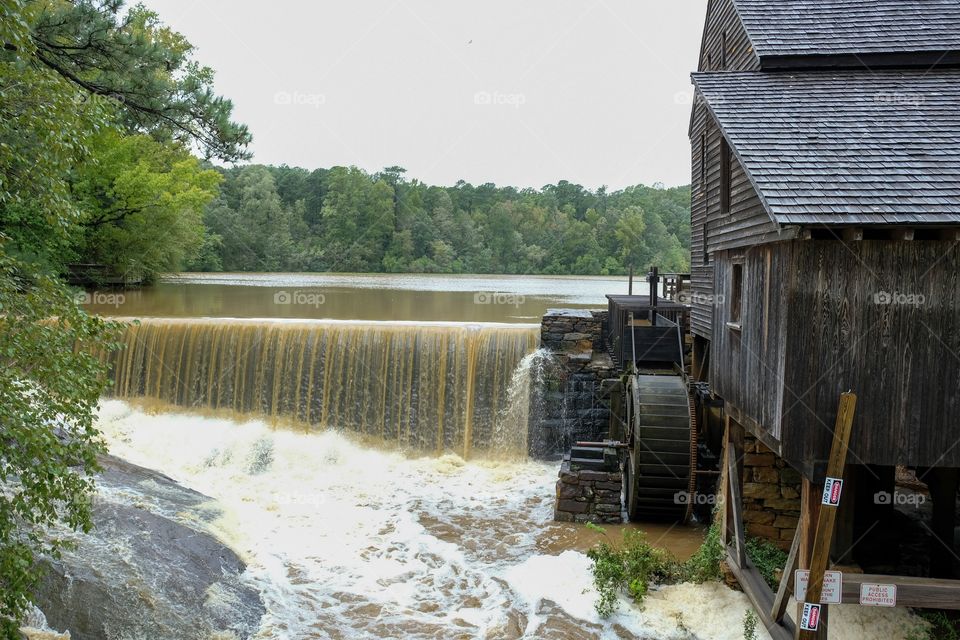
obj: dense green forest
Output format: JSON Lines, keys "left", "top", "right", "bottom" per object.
{"left": 190, "top": 166, "right": 691, "bottom": 276}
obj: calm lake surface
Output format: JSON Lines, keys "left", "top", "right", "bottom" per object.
{"left": 83, "top": 272, "right": 652, "bottom": 322}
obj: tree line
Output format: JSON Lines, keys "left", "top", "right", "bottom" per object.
{"left": 190, "top": 166, "right": 691, "bottom": 276}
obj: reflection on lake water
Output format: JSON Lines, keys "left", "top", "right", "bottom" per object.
{"left": 82, "top": 272, "right": 652, "bottom": 322}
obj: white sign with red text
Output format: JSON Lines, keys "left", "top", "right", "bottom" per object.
{"left": 859, "top": 583, "right": 897, "bottom": 607}
{"left": 795, "top": 570, "right": 843, "bottom": 604}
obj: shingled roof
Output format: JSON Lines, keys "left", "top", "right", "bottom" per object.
{"left": 734, "top": 0, "right": 960, "bottom": 60}
{"left": 692, "top": 70, "right": 960, "bottom": 225}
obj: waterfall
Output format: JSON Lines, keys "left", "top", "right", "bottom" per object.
{"left": 106, "top": 318, "right": 539, "bottom": 458}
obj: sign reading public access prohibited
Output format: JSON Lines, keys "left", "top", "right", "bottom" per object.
{"left": 794, "top": 570, "right": 843, "bottom": 604}
{"left": 822, "top": 477, "right": 843, "bottom": 506}
{"left": 859, "top": 583, "right": 897, "bottom": 607}
{"left": 800, "top": 603, "right": 821, "bottom": 631}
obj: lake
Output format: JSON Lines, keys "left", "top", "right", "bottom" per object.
{"left": 82, "top": 272, "right": 652, "bottom": 322}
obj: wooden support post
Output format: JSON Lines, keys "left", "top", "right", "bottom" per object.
{"left": 728, "top": 446, "right": 747, "bottom": 567}
{"left": 721, "top": 415, "right": 745, "bottom": 557}
{"left": 772, "top": 526, "right": 802, "bottom": 624}
{"left": 796, "top": 392, "right": 857, "bottom": 640}
{"left": 720, "top": 418, "right": 731, "bottom": 548}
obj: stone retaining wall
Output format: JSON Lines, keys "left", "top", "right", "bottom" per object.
{"left": 530, "top": 309, "right": 617, "bottom": 458}
{"left": 741, "top": 434, "right": 802, "bottom": 550}
{"left": 554, "top": 459, "right": 623, "bottom": 525}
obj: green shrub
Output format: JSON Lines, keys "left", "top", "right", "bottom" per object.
{"left": 743, "top": 609, "right": 759, "bottom": 640}
{"left": 586, "top": 529, "right": 682, "bottom": 616}
{"left": 681, "top": 521, "right": 723, "bottom": 583}
{"left": 587, "top": 522, "right": 725, "bottom": 617}
{"left": 907, "top": 611, "right": 960, "bottom": 640}
{"left": 745, "top": 537, "right": 787, "bottom": 590}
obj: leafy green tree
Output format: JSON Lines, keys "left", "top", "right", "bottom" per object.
{"left": 0, "top": 253, "right": 121, "bottom": 636}
{"left": 195, "top": 167, "right": 691, "bottom": 276}
{"left": 615, "top": 206, "right": 649, "bottom": 272}
{"left": 320, "top": 167, "right": 395, "bottom": 272}
{"left": 0, "top": 1, "right": 248, "bottom": 633}
{"left": 20, "top": 0, "right": 250, "bottom": 161}
{"left": 72, "top": 130, "right": 222, "bottom": 281}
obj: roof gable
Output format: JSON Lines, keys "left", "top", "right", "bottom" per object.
{"left": 692, "top": 70, "right": 960, "bottom": 226}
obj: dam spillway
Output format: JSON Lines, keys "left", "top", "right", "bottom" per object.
{"left": 107, "top": 318, "right": 540, "bottom": 458}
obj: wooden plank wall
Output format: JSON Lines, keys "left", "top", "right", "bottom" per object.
{"left": 710, "top": 247, "right": 788, "bottom": 440}
{"left": 781, "top": 240, "right": 960, "bottom": 473}
{"left": 689, "top": 0, "right": 764, "bottom": 339}
{"left": 696, "top": 0, "right": 760, "bottom": 73}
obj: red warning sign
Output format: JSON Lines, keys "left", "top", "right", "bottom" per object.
{"left": 800, "top": 603, "right": 821, "bottom": 630}
{"left": 822, "top": 477, "right": 843, "bottom": 506}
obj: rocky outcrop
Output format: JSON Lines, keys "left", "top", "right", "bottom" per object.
{"left": 33, "top": 455, "right": 264, "bottom": 640}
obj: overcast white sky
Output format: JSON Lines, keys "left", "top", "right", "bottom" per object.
{"left": 144, "top": 0, "right": 708, "bottom": 190}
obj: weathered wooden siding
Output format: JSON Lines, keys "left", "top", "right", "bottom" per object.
{"left": 709, "top": 247, "right": 788, "bottom": 441}
{"left": 781, "top": 240, "right": 960, "bottom": 474}
{"left": 697, "top": 0, "right": 760, "bottom": 72}
{"left": 690, "top": 0, "right": 763, "bottom": 339}
{"left": 690, "top": 109, "right": 776, "bottom": 336}
{"left": 690, "top": 264, "right": 715, "bottom": 338}
{"left": 708, "top": 154, "right": 778, "bottom": 252}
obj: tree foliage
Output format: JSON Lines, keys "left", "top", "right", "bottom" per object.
{"left": 72, "top": 130, "right": 222, "bottom": 280}
{"left": 0, "top": 252, "right": 121, "bottom": 637}
{"left": 0, "top": 0, "right": 247, "bottom": 632}
{"left": 192, "top": 166, "right": 692, "bottom": 275}
{"left": 19, "top": 0, "right": 251, "bottom": 162}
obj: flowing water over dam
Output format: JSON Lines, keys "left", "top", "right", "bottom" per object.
{"left": 108, "top": 318, "right": 539, "bottom": 458}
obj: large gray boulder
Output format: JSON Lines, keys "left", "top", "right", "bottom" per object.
{"left": 33, "top": 455, "right": 264, "bottom": 639}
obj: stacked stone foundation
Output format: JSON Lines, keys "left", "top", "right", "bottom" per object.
{"left": 741, "top": 434, "right": 802, "bottom": 550}
{"left": 554, "top": 459, "right": 623, "bottom": 525}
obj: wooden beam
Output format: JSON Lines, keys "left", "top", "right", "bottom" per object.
{"left": 841, "top": 228, "right": 864, "bottom": 242}
{"left": 726, "top": 551, "right": 795, "bottom": 640}
{"left": 832, "top": 464, "right": 857, "bottom": 564}
{"left": 720, "top": 418, "right": 731, "bottom": 548}
{"left": 838, "top": 573, "right": 960, "bottom": 609}
{"left": 891, "top": 228, "right": 915, "bottom": 241}
{"left": 939, "top": 229, "right": 960, "bottom": 242}
{"left": 728, "top": 446, "right": 747, "bottom": 567}
{"left": 772, "top": 526, "right": 802, "bottom": 623}
{"left": 797, "top": 393, "right": 857, "bottom": 640}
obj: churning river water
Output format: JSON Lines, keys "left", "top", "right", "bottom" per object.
{"left": 73, "top": 274, "right": 921, "bottom": 639}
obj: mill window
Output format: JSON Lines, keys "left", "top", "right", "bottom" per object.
{"left": 720, "top": 137, "right": 731, "bottom": 215}
{"left": 729, "top": 262, "right": 743, "bottom": 329}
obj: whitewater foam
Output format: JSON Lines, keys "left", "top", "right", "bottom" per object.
{"left": 93, "top": 400, "right": 925, "bottom": 640}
